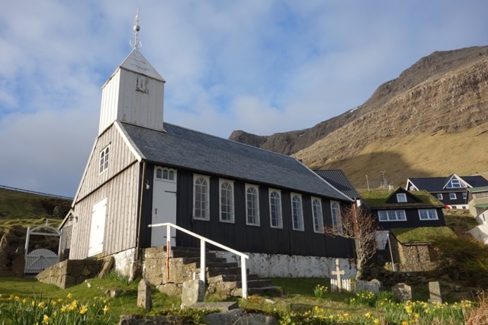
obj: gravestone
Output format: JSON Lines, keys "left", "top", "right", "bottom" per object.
{"left": 181, "top": 279, "right": 205, "bottom": 309}
{"left": 428, "top": 281, "right": 442, "bottom": 303}
{"left": 331, "top": 258, "right": 345, "bottom": 290}
{"left": 137, "top": 278, "right": 152, "bottom": 311}
{"left": 392, "top": 283, "right": 412, "bottom": 301}
{"left": 355, "top": 279, "right": 380, "bottom": 294}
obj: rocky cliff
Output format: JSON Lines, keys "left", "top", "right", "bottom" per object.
{"left": 229, "top": 46, "right": 488, "bottom": 187}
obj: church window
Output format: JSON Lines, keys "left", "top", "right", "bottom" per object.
{"left": 291, "top": 194, "right": 304, "bottom": 231}
{"left": 246, "top": 185, "right": 260, "bottom": 226}
{"left": 193, "top": 175, "right": 209, "bottom": 220}
{"left": 269, "top": 190, "right": 282, "bottom": 228}
{"left": 219, "top": 180, "right": 234, "bottom": 223}
{"left": 331, "top": 201, "right": 342, "bottom": 233}
{"left": 312, "top": 198, "right": 324, "bottom": 233}
{"left": 99, "top": 145, "right": 110, "bottom": 173}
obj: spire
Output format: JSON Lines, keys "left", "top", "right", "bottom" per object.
{"left": 130, "top": 8, "right": 142, "bottom": 49}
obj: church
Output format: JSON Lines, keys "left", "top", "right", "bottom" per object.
{"left": 61, "top": 17, "right": 356, "bottom": 279}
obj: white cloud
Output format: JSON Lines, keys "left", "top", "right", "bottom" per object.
{"left": 1, "top": 0, "right": 488, "bottom": 195}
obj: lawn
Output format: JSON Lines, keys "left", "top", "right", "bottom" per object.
{"left": 0, "top": 275, "right": 482, "bottom": 324}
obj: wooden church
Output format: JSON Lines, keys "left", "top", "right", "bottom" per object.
{"left": 61, "top": 19, "right": 356, "bottom": 278}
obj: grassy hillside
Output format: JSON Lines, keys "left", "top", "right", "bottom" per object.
{"left": 320, "top": 122, "right": 488, "bottom": 189}
{"left": 0, "top": 188, "right": 71, "bottom": 233}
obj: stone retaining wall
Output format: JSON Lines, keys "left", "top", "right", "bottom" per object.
{"left": 36, "top": 259, "right": 104, "bottom": 289}
{"left": 143, "top": 247, "right": 199, "bottom": 295}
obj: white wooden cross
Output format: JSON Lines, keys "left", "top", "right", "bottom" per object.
{"left": 331, "top": 258, "right": 345, "bottom": 290}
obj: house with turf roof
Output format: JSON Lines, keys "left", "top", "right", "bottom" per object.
{"left": 359, "top": 187, "right": 448, "bottom": 271}
{"left": 406, "top": 174, "right": 488, "bottom": 210}
{"left": 60, "top": 27, "right": 357, "bottom": 280}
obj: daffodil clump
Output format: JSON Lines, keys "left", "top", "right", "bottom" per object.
{"left": 313, "top": 284, "right": 328, "bottom": 299}
{"left": 381, "top": 299, "right": 473, "bottom": 325}
{"left": 0, "top": 293, "right": 112, "bottom": 325}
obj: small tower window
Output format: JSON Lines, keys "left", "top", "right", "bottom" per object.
{"left": 99, "top": 145, "right": 110, "bottom": 173}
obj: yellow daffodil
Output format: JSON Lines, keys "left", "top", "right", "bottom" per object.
{"left": 67, "top": 293, "right": 73, "bottom": 299}
{"left": 42, "top": 314, "right": 50, "bottom": 324}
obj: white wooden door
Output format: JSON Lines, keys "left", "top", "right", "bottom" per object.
{"left": 152, "top": 167, "right": 177, "bottom": 247}
{"left": 88, "top": 198, "right": 107, "bottom": 256}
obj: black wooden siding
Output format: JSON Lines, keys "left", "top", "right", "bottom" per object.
{"left": 141, "top": 165, "right": 354, "bottom": 258}
{"left": 432, "top": 191, "right": 467, "bottom": 206}
{"left": 372, "top": 207, "right": 446, "bottom": 230}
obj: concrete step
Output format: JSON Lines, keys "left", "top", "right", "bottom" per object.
{"left": 236, "top": 279, "right": 272, "bottom": 289}
{"left": 206, "top": 266, "right": 244, "bottom": 277}
{"left": 232, "top": 286, "right": 282, "bottom": 297}
{"left": 207, "top": 273, "right": 259, "bottom": 284}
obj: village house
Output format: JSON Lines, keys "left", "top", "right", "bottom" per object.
{"left": 406, "top": 174, "right": 488, "bottom": 210}
{"left": 60, "top": 28, "right": 357, "bottom": 281}
{"left": 359, "top": 187, "right": 450, "bottom": 271}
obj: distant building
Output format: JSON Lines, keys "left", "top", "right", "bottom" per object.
{"left": 406, "top": 174, "right": 488, "bottom": 209}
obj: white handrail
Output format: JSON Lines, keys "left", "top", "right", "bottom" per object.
{"left": 148, "top": 222, "right": 249, "bottom": 299}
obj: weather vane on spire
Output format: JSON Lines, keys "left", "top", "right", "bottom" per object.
{"left": 130, "top": 8, "right": 142, "bottom": 49}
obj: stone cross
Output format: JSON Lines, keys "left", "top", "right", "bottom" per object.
{"left": 331, "top": 258, "right": 345, "bottom": 290}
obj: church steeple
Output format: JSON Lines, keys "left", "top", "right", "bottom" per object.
{"left": 98, "top": 10, "right": 166, "bottom": 135}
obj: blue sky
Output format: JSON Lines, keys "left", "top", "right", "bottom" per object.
{"left": 1, "top": 0, "right": 488, "bottom": 197}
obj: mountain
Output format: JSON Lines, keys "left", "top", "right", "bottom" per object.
{"left": 229, "top": 46, "right": 488, "bottom": 188}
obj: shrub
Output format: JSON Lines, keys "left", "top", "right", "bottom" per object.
{"left": 432, "top": 235, "right": 488, "bottom": 288}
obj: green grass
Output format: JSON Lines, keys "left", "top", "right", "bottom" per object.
{"left": 0, "top": 188, "right": 70, "bottom": 233}
{"left": 0, "top": 276, "right": 481, "bottom": 324}
{"left": 391, "top": 226, "right": 456, "bottom": 243}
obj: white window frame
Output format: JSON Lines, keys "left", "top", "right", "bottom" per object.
{"left": 418, "top": 209, "right": 438, "bottom": 220}
{"left": 245, "top": 184, "right": 260, "bottom": 226}
{"left": 269, "top": 189, "right": 283, "bottom": 229}
{"left": 378, "top": 210, "right": 407, "bottom": 222}
{"left": 99, "top": 145, "right": 110, "bottom": 173}
{"left": 396, "top": 193, "right": 407, "bottom": 203}
{"left": 447, "top": 178, "right": 464, "bottom": 189}
{"left": 437, "top": 193, "right": 443, "bottom": 200}
{"left": 193, "top": 175, "right": 210, "bottom": 221}
{"left": 330, "top": 201, "right": 342, "bottom": 233}
{"left": 462, "top": 192, "right": 467, "bottom": 200}
{"left": 219, "top": 179, "right": 234, "bottom": 223}
{"left": 449, "top": 193, "right": 457, "bottom": 200}
{"left": 291, "top": 193, "right": 304, "bottom": 231}
{"left": 155, "top": 167, "right": 176, "bottom": 182}
{"left": 312, "top": 197, "right": 324, "bottom": 233}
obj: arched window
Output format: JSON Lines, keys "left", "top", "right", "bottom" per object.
{"left": 331, "top": 201, "right": 342, "bottom": 233}
{"left": 246, "top": 185, "right": 260, "bottom": 226}
{"left": 312, "top": 198, "right": 324, "bottom": 233}
{"left": 269, "top": 190, "right": 282, "bottom": 228}
{"left": 220, "top": 180, "right": 234, "bottom": 223}
{"left": 193, "top": 175, "right": 209, "bottom": 220}
{"left": 291, "top": 194, "right": 304, "bottom": 231}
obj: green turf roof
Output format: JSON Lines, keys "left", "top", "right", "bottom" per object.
{"left": 359, "top": 188, "right": 445, "bottom": 208}
{"left": 390, "top": 226, "right": 456, "bottom": 243}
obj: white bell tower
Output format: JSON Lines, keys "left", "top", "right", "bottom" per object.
{"left": 98, "top": 10, "right": 165, "bottom": 134}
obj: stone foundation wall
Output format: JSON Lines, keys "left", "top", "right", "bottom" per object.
{"left": 36, "top": 259, "right": 104, "bottom": 289}
{"left": 214, "top": 251, "right": 357, "bottom": 279}
{"left": 142, "top": 247, "right": 199, "bottom": 295}
{"left": 390, "top": 236, "right": 438, "bottom": 272}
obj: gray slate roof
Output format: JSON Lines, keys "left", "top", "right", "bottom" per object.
{"left": 314, "top": 169, "right": 360, "bottom": 200}
{"left": 121, "top": 122, "right": 352, "bottom": 201}
{"left": 408, "top": 175, "right": 488, "bottom": 192}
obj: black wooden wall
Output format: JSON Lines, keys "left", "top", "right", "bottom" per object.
{"left": 140, "top": 165, "right": 354, "bottom": 258}
{"left": 372, "top": 207, "right": 446, "bottom": 230}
